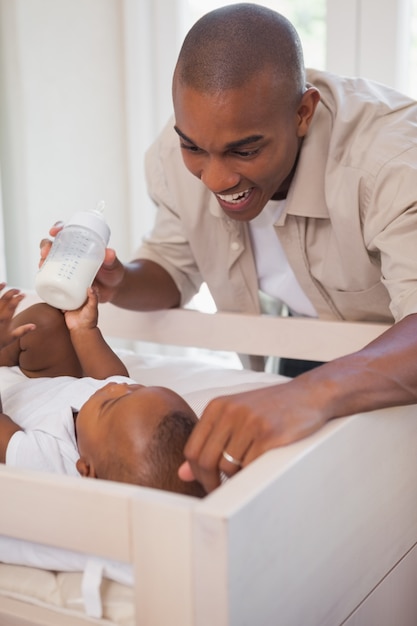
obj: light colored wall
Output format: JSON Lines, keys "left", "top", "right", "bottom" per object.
{"left": 0, "top": 0, "right": 183, "bottom": 289}
{"left": 326, "top": 0, "right": 411, "bottom": 91}
{"left": 0, "top": 0, "right": 128, "bottom": 287}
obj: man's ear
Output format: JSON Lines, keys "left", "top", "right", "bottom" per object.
{"left": 296, "top": 87, "right": 320, "bottom": 137}
{"left": 76, "top": 456, "right": 97, "bottom": 478}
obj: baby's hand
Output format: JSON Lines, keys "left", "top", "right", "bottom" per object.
{"left": 0, "top": 284, "right": 35, "bottom": 349}
{"left": 63, "top": 287, "right": 99, "bottom": 332}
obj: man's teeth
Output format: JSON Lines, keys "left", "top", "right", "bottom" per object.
{"left": 217, "top": 189, "right": 251, "bottom": 204}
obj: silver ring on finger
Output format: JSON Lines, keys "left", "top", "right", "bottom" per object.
{"left": 222, "top": 449, "right": 242, "bottom": 468}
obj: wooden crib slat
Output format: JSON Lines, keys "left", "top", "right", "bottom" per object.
{"left": 130, "top": 490, "right": 196, "bottom": 626}
{"left": 0, "top": 466, "right": 135, "bottom": 562}
{"left": 17, "top": 292, "right": 390, "bottom": 361}
{"left": 97, "top": 304, "right": 390, "bottom": 361}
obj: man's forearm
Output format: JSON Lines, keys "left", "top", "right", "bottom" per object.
{"left": 109, "top": 259, "right": 181, "bottom": 311}
{"left": 300, "top": 313, "right": 417, "bottom": 421}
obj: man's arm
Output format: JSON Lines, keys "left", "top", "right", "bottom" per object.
{"left": 96, "top": 256, "right": 181, "bottom": 311}
{"left": 181, "top": 314, "right": 417, "bottom": 492}
{"left": 0, "top": 413, "right": 22, "bottom": 463}
{"left": 40, "top": 231, "right": 181, "bottom": 311}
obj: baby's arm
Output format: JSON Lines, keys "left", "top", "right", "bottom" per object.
{"left": 64, "top": 288, "right": 128, "bottom": 379}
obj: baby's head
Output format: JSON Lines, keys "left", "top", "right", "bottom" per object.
{"left": 75, "top": 382, "right": 206, "bottom": 498}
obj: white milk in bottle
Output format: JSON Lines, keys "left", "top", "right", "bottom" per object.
{"left": 35, "top": 203, "right": 111, "bottom": 310}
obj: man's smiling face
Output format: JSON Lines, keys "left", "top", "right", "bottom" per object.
{"left": 173, "top": 70, "right": 316, "bottom": 222}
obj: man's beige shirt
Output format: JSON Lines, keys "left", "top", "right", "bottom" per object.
{"left": 139, "top": 69, "right": 417, "bottom": 323}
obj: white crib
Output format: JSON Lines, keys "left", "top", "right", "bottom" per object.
{"left": 1, "top": 299, "right": 416, "bottom": 626}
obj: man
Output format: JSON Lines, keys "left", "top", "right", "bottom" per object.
{"left": 42, "top": 4, "right": 417, "bottom": 493}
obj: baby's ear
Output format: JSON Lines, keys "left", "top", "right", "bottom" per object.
{"left": 76, "top": 457, "right": 97, "bottom": 478}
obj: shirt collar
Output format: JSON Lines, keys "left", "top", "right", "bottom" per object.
{"left": 283, "top": 99, "right": 330, "bottom": 221}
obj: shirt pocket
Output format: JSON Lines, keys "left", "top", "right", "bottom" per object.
{"left": 323, "top": 281, "right": 393, "bottom": 323}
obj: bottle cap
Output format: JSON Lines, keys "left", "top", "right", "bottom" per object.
{"left": 66, "top": 209, "right": 111, "bottom": 245}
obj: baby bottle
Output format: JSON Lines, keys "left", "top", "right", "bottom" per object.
{"left": 35, "top": 202, "right": 111, "bottom": 310}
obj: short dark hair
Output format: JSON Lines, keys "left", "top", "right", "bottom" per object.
{"left": 174, "top": 3, "right": 305, "bottom": 106}
{"left": 143, "top": 410, "right": 206, "bottom": 498}
{"left": 99, "top": 410, "right": 206, "bottom": 498}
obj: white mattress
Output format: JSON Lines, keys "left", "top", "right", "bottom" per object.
{"left": 0, "top": 563, "right": 134, "bottom": 625}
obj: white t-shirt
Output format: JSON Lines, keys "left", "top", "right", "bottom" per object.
{"left": 249, "top": 200, "right": 317, "bottom": 317}
{"left": 1, "top": 367, "right": 134, "bottom": 475}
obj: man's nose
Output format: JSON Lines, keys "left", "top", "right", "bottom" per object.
{"left": 200, "top": 157, "right": 240, "bottom": 193}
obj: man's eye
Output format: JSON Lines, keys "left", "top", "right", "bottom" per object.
{"left": 180, "top": 142, "right": 200, "bottom": 153}
{"left": 234, "top": 149, "right": 259, "bottom": 157}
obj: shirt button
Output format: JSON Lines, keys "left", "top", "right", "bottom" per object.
{"left": 231, "top": 242, "right": 240, "bottom": 251}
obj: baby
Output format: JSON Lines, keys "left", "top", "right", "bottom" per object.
{"left": 0, "top": 284, "right": 205, "bottom": 497}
